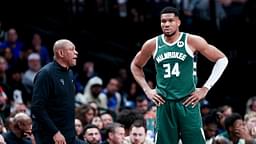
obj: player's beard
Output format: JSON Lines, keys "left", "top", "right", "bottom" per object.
{"left": 165, "top": 29, "right": 177, "bottom": 37}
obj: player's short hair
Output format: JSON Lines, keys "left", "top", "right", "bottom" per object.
{"left": 160, "top": 6, "right": 180, "bottom": 18}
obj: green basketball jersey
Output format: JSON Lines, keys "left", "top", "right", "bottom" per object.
{"left": 153, "top": 32, "right": 197, "bottom": 100}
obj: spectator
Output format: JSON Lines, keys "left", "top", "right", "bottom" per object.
{"left": 0, "top": 28, "right": 24, "bottom": 64}
{"left": 91, "top": 116, "right": 103, "bottom": 130}
{"left": 76, "top": 76, "right": 106, "bottom": 108}
{"left": 83, "top": 124, "right": 102, "bottom": 144}
{"left": 100, "top": 112, "right": 114, "bottom": 142}
{"left": 31, "top": 33, "right": 50, "bottom": 66}
{"left": 123, "top": 120, "right": 154, "bottom": 144}
{"left": 116, "top": 109, "right": 144, "bottom": 136}
{"left": 101, "top": 78, "right": 122, "bottom": 112}
{"left": 203, "top": 113, "right": 218, "bottom": 144}
{"left": 245, "top": 96, "right": 256, "bottom": 114}
{"left": 2, "top": 112, "right": 35, "bottom": 144}
{"left": 102, "top": 122, "right": 125, "bottom": 144}
{"left": 76, "top": 104, "right": 96, "bottom": 127}
{"left": 75, "top": 118, "right": 84, "bottom": 138}
{"left": 244, "top": 112, "right": 256, "bottom": 138}
{"left": 8, "top": 68, "right": 30, "bottom": 106}
{"left": 22, "top": 53, "right": 41, "bottom": 97}
{"left": 135, "top": 96, "right": 149, "bottom": 114}
{"left": 0, "top": 117, "right": 7, "bottom": 134}
{"left": 76, "top": 61, "right": 98, "bottom": 93}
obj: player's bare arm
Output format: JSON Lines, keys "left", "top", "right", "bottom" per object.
{"left": 131, "top": 38, "right": 165, "bottom": 106}
{"left": 183, "top": 34, "right": 228, "bottom": 107}
{"left": 188, "top": 34, "right": 226, "bottom": 62}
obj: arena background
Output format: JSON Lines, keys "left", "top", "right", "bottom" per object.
{"left": 0, "top": 0, "right": 255, "bottom": 115}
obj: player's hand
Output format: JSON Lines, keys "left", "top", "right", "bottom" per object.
{"left": 145, "top": 89, "right": 165, "bottom": 106}
{"left": 53, "top": 131, "right": 66, "bottom": 144}
{"left": 183, "top": 87, "right": 208, "bottom": 107}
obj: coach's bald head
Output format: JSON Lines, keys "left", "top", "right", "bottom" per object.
{"left": 53, "top": 39, "right": 78, "bottom": 68}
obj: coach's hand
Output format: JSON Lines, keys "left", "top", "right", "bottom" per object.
{"left": 53, "top": 131, "right": 66, "bottom": 144}
{"left": 183, "top": 87, "right": 209, "bottom": 108}
{"left": 145, "top": 89, "right": 165, "bottom": 106}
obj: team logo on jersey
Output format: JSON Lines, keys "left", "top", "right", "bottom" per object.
{"left": 177, "top": 41, "right": 184, "bottom": 47}
{"left": 158, "top": 45, "right": 165, "bottom": 49}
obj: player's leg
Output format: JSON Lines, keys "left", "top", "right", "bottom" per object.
{"left": 155, "top": 101, "right": 179, "bottom": 144}
{"left": 177, "top": 102, "right": 206, "bottom": 144}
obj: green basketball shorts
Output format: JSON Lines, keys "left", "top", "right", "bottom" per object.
{"left": 155, "top": 99, "right": 206, "bottom": 144}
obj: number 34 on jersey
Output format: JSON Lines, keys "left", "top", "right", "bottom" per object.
{"left": 163, "top": 63, "right": 180, "bottom": 78}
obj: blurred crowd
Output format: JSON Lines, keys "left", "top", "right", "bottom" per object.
{"left": 0, "top": 27, "right": 256, "bottom": 143}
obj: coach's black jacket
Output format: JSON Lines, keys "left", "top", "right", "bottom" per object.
{"left": 31, "top": 60, "right": 76, "bottom": 144}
